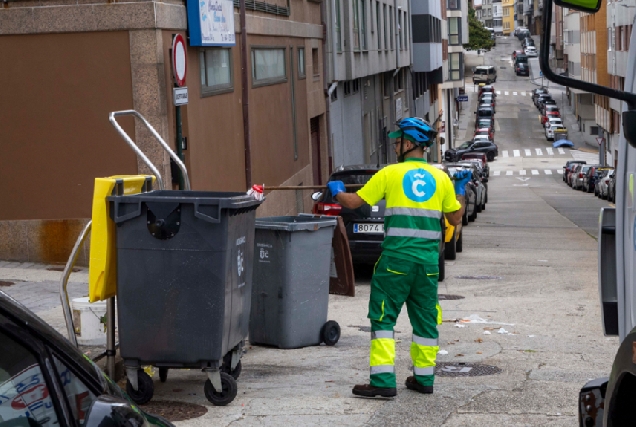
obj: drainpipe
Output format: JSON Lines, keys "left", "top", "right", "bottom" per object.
{"left": 323, "top": 0, "right": 336, "bottom": 174}
{"left": 239, "top": 0, "right": 252, "bottom": 187}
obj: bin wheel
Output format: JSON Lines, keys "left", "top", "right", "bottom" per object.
{"left": 126, "top": 370, "right": 154, "bottom": 405}
{"left": 204, "top": 373, "right": 238, "bottom": 406}
{"left": 159, "top": 368, "right": 168, "bottom": 383}
{"left": 222, "top": 354, "right": 242, "bottom": 380}
{"left": 321, "top": 320, "right": 341, "bottom": 346}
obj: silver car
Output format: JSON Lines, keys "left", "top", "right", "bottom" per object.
{"left": 597, "top": 169, "right": 615, "bottom": 199}
{"left": 572, "top": 165, "right": 593, "bottom": 190}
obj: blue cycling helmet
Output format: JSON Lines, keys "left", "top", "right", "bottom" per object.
{"left": 388, "top": 117, "right": 437, "bottom": 147}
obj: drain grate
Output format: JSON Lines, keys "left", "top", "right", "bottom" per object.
{"left": 438, "top": 294, "right": 465, "bottom": 300}
{"left": 435, "top": 363, "right": 502, "bottom": 377}
{"left": 141, "top": 400, "right": 207, "bottom": 422}
{"left": 455, "top": 275, "right": 502, "bottom": 280}
{"left": 0, "top": 281, "right": 14, "bottom": 287}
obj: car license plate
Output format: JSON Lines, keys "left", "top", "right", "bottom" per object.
{"left": 354, "top": 223, "right": 384, "bottom": 233}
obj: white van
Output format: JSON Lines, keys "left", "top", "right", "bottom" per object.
{"left": 473, "top": 66, "right": 497, "bottom": 84}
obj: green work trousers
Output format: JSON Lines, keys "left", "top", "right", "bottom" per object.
{"left": 368, "top": 254, "right": 441, "bottom": 388}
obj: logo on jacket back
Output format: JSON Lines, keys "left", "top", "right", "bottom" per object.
{"left": 403, "top": 169, "right": 436, "bottom": 202}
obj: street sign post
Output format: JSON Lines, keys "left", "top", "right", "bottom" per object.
{"left": 456, "top": 95, "right": 469, "bottom": 102}
{"left": 172, "top": 34, "right": 187, "bottom": 87}
{"left": 171, "top": 34, "right": 188, "bottom": 190}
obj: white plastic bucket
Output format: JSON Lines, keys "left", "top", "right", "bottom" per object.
{"left": 71, "top": 297, "right": 107, "bottom": 346}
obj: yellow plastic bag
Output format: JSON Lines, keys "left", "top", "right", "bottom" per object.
{"left": 88, "top": 175, "right": 154, "bottom": 302}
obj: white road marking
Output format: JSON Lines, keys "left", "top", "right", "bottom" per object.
{"left": 557, "top": 170, "right": 563, "bottom": 174}
{"left": 497, "top": 91, "right": 501, "bottom": 95}
{"left": 544, "top": 170, "right": 553, "bottom": 175}
{"left": 513, "top": 150, "right": 521, "bottom": 157}
{"left": 520, "top": 169, "right": 527, "bottom": 175}
{"left": 505, "top": 91, "right": 509, "bottom": 95}
{"left": 517, "top": 177, "right": 530, "bottom": 182}
{"left": 525, "top": 149, "right": 532, "bottom": 156}
{"left": 535, "top": 148, "right": 543, "bottom": 155}
{"left": 531, "top": 170, "right": 539, "bottom": 175}
{"left": 546, "top": 147, "right": 554, "bottom": 155}
{"left": 506, "top": 170, "right": 513, "bottom": 176}
{"left": 558, "top": 148, "right": 566, "bottom": 155}
{"left": 513, "top": 92, "right": 518, "bottom": 95}
{"left": 521, "top": 92, "right": 527, "bottom": 96}
{"left": 493, "top": 171, "right": 501, "bottom": 176}
{"left": 502, "top": 150, "right": 509, "bottom": 157}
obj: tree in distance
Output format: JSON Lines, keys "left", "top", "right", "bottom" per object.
{"left": 464, "top": 8, "right": 494, "bottom": 51}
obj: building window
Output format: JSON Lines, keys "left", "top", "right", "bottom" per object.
{"left": 252, "top": 47, "right": 286, "bottom": 86}
{"left": 344, "top": 79, "right": 360, "bottom": 96}
{"left": 383, "top": 4, "right": 388, "bottom": 50}
{"left": 200, "top": 48, "right": 233, "bottom": 95}
{"left": 449, "top": 52, "right": 461, "bottom": 80}
{"left": 448, "top": 0, "right": 459, "bottom": 9}
{"left": 404, "top": 12, "right": 408, "bottom": 50}
{"left": 448, "top": 17, "right": 460, "bottom": 45}
{"left": 353, "top": 0, "right": 360, "bottom": 50}
{"left": 298, "top": 48, "right": 305, "bottom": 78}
{"left": 398, "top": 10, "right": 402, "bottom": 50}
{"left": 376, "top": 1, "right": 381, "bottom": 49}
{"left": 360, "top": 0, "right": 367, "bottom": 50}
{"left": 312, "top": 48, "right": 319, "bottom": 76}
{"left": 389, "top": 6, "right": 394, "bottom": 50}
{"left": 335, "top": 0, "right": 342, "bottom": 52}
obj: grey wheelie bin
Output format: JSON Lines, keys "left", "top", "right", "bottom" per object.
{"left": 249, "top": 215, "right": 341, "bottom": 349}
{"left": 108, "top": 189, "right": 261, "bottom": 406}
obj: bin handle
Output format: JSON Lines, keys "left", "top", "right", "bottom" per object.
{"left": 193, "top": 201, "right": 222, "bottom": 224}
{"left": 109, "top": 110, "right": 191, "bottom": 191}
{"left": 110, "top": 199, "right": 144, "bottom": 224}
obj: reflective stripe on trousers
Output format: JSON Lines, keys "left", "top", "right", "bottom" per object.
{"left": 370, "top": 330, "right": 395, "bottom": 377}
{"left": 411, "top": 333, "right": 439, "bottom": 378}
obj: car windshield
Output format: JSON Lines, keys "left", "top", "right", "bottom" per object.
{"left": 475, "top": 68, "right": 489, "bottom": 75}
{"left": 459, "top": 142, "right": 472, "bottom": 149}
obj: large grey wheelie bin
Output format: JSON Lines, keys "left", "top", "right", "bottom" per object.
{"left": 108, "top": 189, "right": 261, "bottom": 406}
{"left": 249, "top": 215, "right": 341, "bottom": 349}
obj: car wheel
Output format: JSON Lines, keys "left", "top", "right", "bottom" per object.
{"left": 462, "top": 207, "right": 469, "bottom": 225}
{"left": 487, "top": 152, "right": 495, "bottom": 161}
{"left": 445, "top": 232, "right": 457, "bottom": 260}
{"left": 456, "top": 231, "right": 463, "bottom": 253}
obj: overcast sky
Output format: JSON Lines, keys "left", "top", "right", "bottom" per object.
{"left": 474, "top": 0, "right": 482, "bottom": 5}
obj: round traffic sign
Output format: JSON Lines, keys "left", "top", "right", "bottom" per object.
{"left": 172, "top": 34, "right": 187, "bottom": 87}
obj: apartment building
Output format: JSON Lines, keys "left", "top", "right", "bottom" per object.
{"left": 324, "top": 0, "right": 411, "bottom": 167}
{"left": 503, "top": 0, "right": 515, "bottom": 35}
{"left": 482, "top": 0, "right": 494, "bottom": 27}
{"left": 476, "top": 4, "right": 484, "bottom": 22}
{"left": 493, "top": 0, "right": 504, "bottom": 35}
{"left": 440, "top": 0, "right": 469, "bottom": 155}
{"left": 523, "top": 0, "right": 533, "bottom": 30}
{"left": 0, "top": 0, "right": 326, "bottom": 264}
{"left": 551, "top": 4, "right": 565, "bottom": 70}
{"left": 602, "top": 0, "right": 635, "bottom": 167}
{"left": 515, "top": 0, "right": 525, "bottom": 29}
{"left": 533, "top": 0, "right": 543, "bottom": 34}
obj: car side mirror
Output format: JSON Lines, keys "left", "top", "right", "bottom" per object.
{"left": 84, "top": 395, "right": 146, "bottom": 427}
{"left": 311, "top": 191, "right": 323, "bottom": 201}
{"left": 542, "top": 0, "right": 636, "bottom": 147}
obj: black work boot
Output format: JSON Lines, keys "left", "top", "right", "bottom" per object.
{"left": 352, "top": 384, "right": 397, "bottom": 397}
{"left": 405, "top": 376, "right": 434, "bottom": 394}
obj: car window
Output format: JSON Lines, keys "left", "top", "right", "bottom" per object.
{"left": 459, "top": 142, "right": 472, "bottom": 149}
{"left": 52, "top": 355, "right": 97, "bottom": 425}
{"left": 0, "top": 329, "right": 60, "bottom": 427}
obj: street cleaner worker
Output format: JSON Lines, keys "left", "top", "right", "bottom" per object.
{"left": 327, "top": 117, "right": 471, "bottom": 397}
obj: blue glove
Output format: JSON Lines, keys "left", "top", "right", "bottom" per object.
{"left": 453, "top": 170, "right": 472, "bottom": 196}
{"left": 327, "top": 180, "right": 346, "bottom": 197}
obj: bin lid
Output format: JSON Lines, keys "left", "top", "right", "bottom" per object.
{"left": 255, "top": 216, "right": 337, "bottom": 232}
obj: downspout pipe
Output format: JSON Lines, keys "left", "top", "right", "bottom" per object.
{"left": 240, "top": 0, "right": 252, "bottom": 187}
{"left": 324, "top": 0, "right": 337, "bottom": 175}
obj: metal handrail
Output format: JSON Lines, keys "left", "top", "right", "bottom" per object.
{"left": 59, "top": 221, "right": 92, "bottom": 348}
{"left": 108, "top": 110, "right": 191, "bottom": 190}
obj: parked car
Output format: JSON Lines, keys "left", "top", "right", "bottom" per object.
{"left": 532, "top": 87, "right": 550, "bottom": 102}
{"left": 545, "top": 124, "right": 567, "bottom": 140}
{"left": 473, "top": 65, "right": 497, "bottom": 84}
{"left": 445, "top": 140, "right": 499, "bottom": 162}
{"left": 522, "top": 37, "right": 535, "bottom": 48}
{"left": 541, "top": 104, "right": 561, "bottom": 118}
{"left": 563, "top": 160, "right": 586, "bottom": 182}
{"left": 479, "top": 93, "right": 496, "bottom": 107}
{"left": 535, "top": 93, "right": 553, "bottom": 108}
{"left": 540, "top": 98, "right": 557, "bottom": 110}
{"left": 567, "top": 163, "right": 584, "bottom": 186}
{"left": 478, "top": 84, "right": 497, "bottom": 98}
{"left": 572, "top": 165, "right": 597, "bottom": 190}
{"left": 608, "top": 169, "right": 617, "bottom": 202}
{"left": 476, "top": 106, "right": 495, "bottom": 120}
{"left": 596, "top": 169, "right": 615, "bottom": 199}
{"left": 0, "top": 291, "right": 175, "bottom": 427}
{"left": 312, "top": 165, "right": 446, "bottom": 275}
{"left": 461, "top": 151, "right": 491, "bottom": 178}
{"left": 431, "top": 164, "right": 463, "bottom": 260}
{"left": 474, "top": 127, "right": 494, "bottom": 141}
{"left": 475, "top": 117, "right": 495, "bottom": 131}
{"left": 454, "top": 161, "right": 488, "bottom": 213}
{"left": 524, "top": 46, "right": 538, "bottom": 57}
{"left": 544, "top": 117, "right": 564, "bottom": 129}
{"left": 512, "top": 49, "right": 525, "bottom": 60}
{"left": 582, "top": 166, "right": 610, "bottom": 193}
{"left": 515, "top": 63, "right": 530, "bottom": 76}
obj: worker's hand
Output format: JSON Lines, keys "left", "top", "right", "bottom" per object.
{"left": 327, "top": 180, "right": 346, "bottom": 198}
{"left": 453, "top": 170, "right": 472, "bottom": 196}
